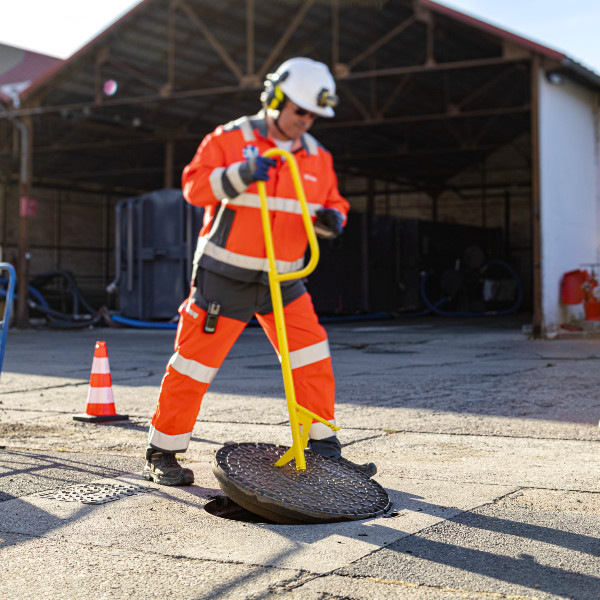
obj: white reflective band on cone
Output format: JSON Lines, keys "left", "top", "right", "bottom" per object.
{"left": 92, "top": 357, "right": 110, "bottom": 373}
{"left": 87, "top": 387, "right": 115, "bottom": 405}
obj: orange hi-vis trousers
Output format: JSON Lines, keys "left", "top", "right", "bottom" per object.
{"left": 148, "top": 279, "right": 336, "bottom": 453}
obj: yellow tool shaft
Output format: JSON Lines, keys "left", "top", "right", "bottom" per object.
{"left": 257, "top": 147, "right": 338, "bottom": 470}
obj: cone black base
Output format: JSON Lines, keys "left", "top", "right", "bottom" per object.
{"left": 72, "top": 413, "right": 129, "bottom": 422}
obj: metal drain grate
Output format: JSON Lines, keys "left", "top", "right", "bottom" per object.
{"left": 38, "top": 483, "right": 153, "bottom": 505}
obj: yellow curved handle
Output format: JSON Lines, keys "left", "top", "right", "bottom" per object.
{"left": 257, "top": 147, "right": 320, "bottom": 282}
{"left": 256, "top": 147, "right": 338, "bottom": 470}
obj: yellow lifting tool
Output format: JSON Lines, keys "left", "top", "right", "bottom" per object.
{"left": 256, "top": 147, "right": 340, "bottom": 470}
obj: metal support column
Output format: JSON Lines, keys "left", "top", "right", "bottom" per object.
{"left": 530, "top": 57, "right": 542, "bottom": 338}
{"left": 15, "top": 116, "right": 32, "bottom": 329}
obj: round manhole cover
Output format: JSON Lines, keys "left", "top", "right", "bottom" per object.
{"left": 213, "top": 442, "right": 390, "bottom": 524}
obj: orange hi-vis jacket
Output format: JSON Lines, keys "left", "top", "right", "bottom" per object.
{"left": 182, "top": 111, "right": 349, "bottom": 284}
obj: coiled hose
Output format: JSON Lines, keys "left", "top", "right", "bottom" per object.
{"left": 0, "top": 271, "right": 105, "bottom": 329}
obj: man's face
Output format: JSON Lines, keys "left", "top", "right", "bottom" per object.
{"left": 276, "top": 101, "right": 318, "bottom": 140}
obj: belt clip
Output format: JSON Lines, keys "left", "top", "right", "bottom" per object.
{"left": 204, "top": 301, "right": 221, "bottom": 334}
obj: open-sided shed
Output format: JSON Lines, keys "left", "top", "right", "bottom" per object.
{"left": 1, "top": 0, "right": 599, "bottom": 335}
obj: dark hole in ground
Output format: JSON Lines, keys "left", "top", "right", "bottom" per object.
{"left": 205, "top": 496, "right": 278, "bottom": 524}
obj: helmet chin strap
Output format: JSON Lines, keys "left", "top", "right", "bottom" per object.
{"left": 267, "top": 106, "right": 295, "bottom": 141}
{"left": 274, "top": 116, "right": 293, "bottom": 141}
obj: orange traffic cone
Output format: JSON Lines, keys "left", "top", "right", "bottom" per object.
{"left": 73, "top": 341, "right": 129, "bottom": 422}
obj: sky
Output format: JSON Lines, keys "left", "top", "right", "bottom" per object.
{"left": 1, "top": 0, "right": 600, "bottom": 75}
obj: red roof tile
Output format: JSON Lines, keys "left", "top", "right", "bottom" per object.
{"left": 0, "top": 43, "right": 62, "bottom": 105}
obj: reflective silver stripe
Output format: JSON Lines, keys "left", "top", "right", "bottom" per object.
{"left": 184, "top": 300, "right": 199, "bottom": 319}
{"left": 168, "top": 352, "right": 218, "bottom": 384}
{"left": 226, "top": 162, "right": 248, "bottom": 195}
{"left": 225, "top": 193, "right": 321, "bottom": 216}
{"left": 303, "top": 133, "right": 319, "bottom": 155}
{"left": 289, "top": 340, "right": 331, "bottom": 370}
{"left": 209, "top": 167, "right": 227, "bottom": 200}
{"left": 198, "top": 238, "right": 304, "bottom": 273}
{"left": 148, "top": 425, "right": 192, "bottom": 453}
{"left": 238, "top": 117, "right": 256, "bottom": 141}
{"left": 309, "top": 421, "right": 337, "bottom": 440}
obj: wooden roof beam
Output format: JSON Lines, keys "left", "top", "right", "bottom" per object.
{"left": 173, "top": 0, "right": 245, "bottom": 82}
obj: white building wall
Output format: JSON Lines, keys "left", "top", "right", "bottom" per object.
{"left": 538, "top": 70, "right": 600, "bottom": 332}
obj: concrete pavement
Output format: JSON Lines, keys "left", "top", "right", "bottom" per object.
{"left": 0, "top": 315, "right": 599, "bottom": 599}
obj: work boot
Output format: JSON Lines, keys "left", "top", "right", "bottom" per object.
{"left": 307, "top": 436, "right": 377, "bottom": 477}
{"left": 142, "top": 447, "right": 194, "bottom": 486}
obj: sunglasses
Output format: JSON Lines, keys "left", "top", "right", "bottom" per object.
{"left": 294, "top": 106, "right": 318, "bottom": 119}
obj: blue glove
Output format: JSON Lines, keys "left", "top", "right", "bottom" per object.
{"left": 253, "top": 156, "right": 277, "bottom": 181}
{"left": 238, "top": 155, "right": 277, "bottom": 187}
{"left": 314, "top": 208, "right": 344, "bottom": 239}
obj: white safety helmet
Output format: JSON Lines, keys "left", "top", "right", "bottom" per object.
{"left": 261, "top": 57, "right": 338, "bottom": 118}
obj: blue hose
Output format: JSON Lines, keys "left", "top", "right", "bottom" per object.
{"left": 0, "top": 279, "right": 49, "bottom": 307}
{"left": 109, "top": 311, "right": 394, "bottom": 329}
{"left": 110, "top": 314, "right": 178, "bottom": 329}
{"left": 108, "top": 258, "right": 522, "bottom": 329}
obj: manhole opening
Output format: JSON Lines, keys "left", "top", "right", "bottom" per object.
{"left": 205, "top": 496, "right": 282, "bottom": 525}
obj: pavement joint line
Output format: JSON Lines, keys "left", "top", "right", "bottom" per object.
{"left": 339, "top": 433, "right": 387, "bottom": 448}
{"left": 2, "top": 423, "right": 599, "bottom": 445}
{"left": 342, "top": 358, "right": 515, "bottom": 372}
{"left": 369, "top": 428, "right": 600, "bottom": 442}
{"left": 0, "top": 383, "right": 89, "bottom": 394}
{"left": 282, "top": 492, "right": 530, "bottom": 593}
{"left": 0, "top": 527, "right": 313, "bottom": 578}
{"left": 2, "top": 470, "right": 511, "bottom": 563}
{"left": 493, "top": 485, "right": 600, "bottom": 494}
{"left": 296, "top": 492, "right": 536, "bottom": 597}
{"left": 387, "top": 474, "right": 597, "bottom": 491}
{"left": 535, "top": 354, "right": 600, "bottom": 361}
{"left": 0, "top": 375, "right": 156, "bottom": 394}
{"left": 0, "top": 408, "right": 64, "bottom": 413}
{"left": 364, "top": 576, "right": 541, "bottom": 600}
{"left": 475, "top": 486, "right": 526, "bottom": 507}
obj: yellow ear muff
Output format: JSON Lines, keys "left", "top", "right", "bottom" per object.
{"left": 268, "top": 85, "right": 285, "bottom": 110}
{"left": 261, "top": 70, "right": 289, "bottom": 111}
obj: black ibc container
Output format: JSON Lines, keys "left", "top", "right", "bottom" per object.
{"left": 111, "top": 189, "right": 204, "bottom": 320}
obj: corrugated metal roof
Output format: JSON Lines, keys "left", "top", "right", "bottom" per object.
{"left": 423, "top": 0, "right": 600, "bottom": 89}
{"left": 0, "top": 43, "right": 63, "bottom": 106}
{"left": 422, "top": 1, "right": 565, "bottom": 62}
{"left": 1, "top": 0, "right": 598, "bottom": 195}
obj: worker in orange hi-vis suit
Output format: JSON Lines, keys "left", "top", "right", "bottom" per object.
{"left": 143, "top": 57, "right": 376, "bottom": 486}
